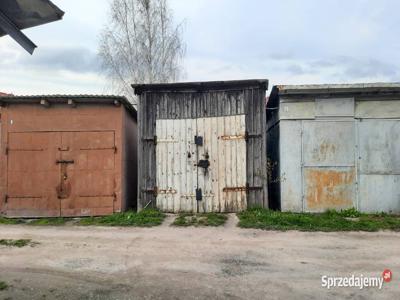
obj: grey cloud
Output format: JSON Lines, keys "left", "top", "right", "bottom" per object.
{"left": 276, "top": 55, "right": 399, "bottom": 80}
{"left": 342, "top": 58, "right": 397, "bottom": 78}
{"left": 2, "top": 46, "right": 101, "bottom": 73}
{"left": 269, "top": 52, "right": 294, "bottom": 60}
{"left": 286, "top": 64, "right": 305, "bottom": 75}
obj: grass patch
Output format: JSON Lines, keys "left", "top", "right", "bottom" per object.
{"left": 237, "top": 208, "right": 400, "bottom": 232}
{"left": 27, "top": 218, "right": 67, "bottom": 226}
{"left": 78, "top": 209, "right": 165, "bottom": 227}
{"left": 0, "top": 281, "right": 8, "bottom": 291}
{"left": 0, "top": 217, "right": 24, "bottom": 225}
{"left": 0, "top": 239, "right": 36, "bottom": 247}
{"left": 172, "top": 213, "right": 228, "bottom": 227}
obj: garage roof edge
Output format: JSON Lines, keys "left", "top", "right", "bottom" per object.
{"left": 275, "top": 82, "right": 400, "bottom": 97}
{"left": 132, "top": 79, "right": 268, "bottom": 95}
{"left": 0, "top": 94, "right": 137, "bottom": 120}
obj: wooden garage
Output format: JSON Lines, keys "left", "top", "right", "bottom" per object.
{"left": 0, "top": 95, "right": 137, "bottom": 218}
{"left": 133, "top": 79, "right": 268, "bottom": 213}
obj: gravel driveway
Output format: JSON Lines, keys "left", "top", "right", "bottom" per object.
{"left": 0, "top": 215, "right": 398, "bottom": 299}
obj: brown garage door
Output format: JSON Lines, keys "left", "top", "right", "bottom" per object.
{"left": 6, "top": 132, "right": 61, "bottom": 217}
{"left": 6, "top": 131, "right": 116, "bottom": 217}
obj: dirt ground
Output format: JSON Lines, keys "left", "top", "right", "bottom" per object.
{"left": 0, "top": 214, "right": 399, "bottom": 300}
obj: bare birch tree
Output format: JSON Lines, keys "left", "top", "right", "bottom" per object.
{"left": 99, "top": 0, "right": 185, "bottom": 103}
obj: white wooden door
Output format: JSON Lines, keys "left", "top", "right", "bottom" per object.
{"left": 156, "top": 115, "right": 246, "bottom": 213}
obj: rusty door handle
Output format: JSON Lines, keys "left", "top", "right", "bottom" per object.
{"left": 56, "top": 159, "right": 74, "bottom": 164}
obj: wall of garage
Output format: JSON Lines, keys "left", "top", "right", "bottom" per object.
{"left": 0, "top": 96, "right": 137, "bottom": 218}
{"left": 267, "top": 84, "right": 400, "bottom": 214}
{"left": 133, "top": 80, "right": 268, "bottom": 213}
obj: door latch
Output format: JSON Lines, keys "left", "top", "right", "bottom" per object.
{"left": 197, "top": 159, "right": 210, "bottom": 169}
{"left": 196, "top": 188, "right": 202, "bottom": 201}
{"left": 194, "top": 135, "right": 203, "bottom": 146}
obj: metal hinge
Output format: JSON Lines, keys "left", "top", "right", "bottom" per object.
{"left": 113, "top": 192, "right": 117, "bottom": 201}
{"left": 245, "top": 183, "right": 263, "bottom": 194}
{"left": 223, "top": 184, "right": 263, "bottom": 193}
{"left": 142, "top": 186, "right": 158, "bottom": 196}
{"left": 4, "top": 194, "right": 8, "bottom": 203}
{"left": 5, "top": 146, "right": 8, "bottom": 155}
{"left": 142, "top": 136, "right": 157, "bottom": 145}
{"left": 245, "top": 131, "right": 262, "bottom": 142}
{"left": 114, "top": 146, "right": 117, "bottom": 153}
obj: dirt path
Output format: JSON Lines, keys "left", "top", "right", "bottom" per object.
{"left": 0, "top": 218, "right": 399, "bottom": 299}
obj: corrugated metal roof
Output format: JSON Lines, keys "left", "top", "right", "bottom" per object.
{"left": 0, "top": 94, "right": 137, "bottom": 119}
{"left": 132, "top": 79, "right": 268, "bottom": 95}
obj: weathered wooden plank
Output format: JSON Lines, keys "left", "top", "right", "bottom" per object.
{"left": 196, "top": 117, "right": 205, "bottom": 213}
{"left": 239, "top": 114, "right": 247, "bottom": 210}
{"left": 204, "top": 115, "right": 214, "bottom": 212}
{"left": 188, "top": 118, "right": 197, "bottom": 212}
{"left": 217, "top": 115, "right": 226, "bottom": 212}
{"left": 210, "top": 116, "right": 219, "bottom": 212}
{"left": 155, "top": 118, "right": 164, "bottom": 211}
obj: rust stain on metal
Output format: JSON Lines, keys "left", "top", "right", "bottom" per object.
{"left": 157, "top": 188, "right": 177, "bottom": 194}
{"left": 305, "top": 168, "right": 354, "bottom": 209}
{"left": 223, "top": 186, "right": 247, "bottom": 192}
{"left": 220, "top": 134, "right": 246, "bottom": 140}
{"left": 312, "top": 141, "right": 337, "bottom": 162}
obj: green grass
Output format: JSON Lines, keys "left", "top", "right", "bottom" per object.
{"left": 0, "top": 239, "right": 35, "bottom": 247}
{"left": 237, "top": 208, "right": 400, "bottom": 232}
{"left": 78, "top": 209, "right": 165, "bottom": 227}
{"left": 172, "top": 213, "right": 228, "bottom": 227}
{"left": 0, "top": 281, "right": 8, "bottom": 291}
{"left": 27, "top": 218, "right": 67, "bottom": 226}
{"left": 0, "top": 217, "right": 24, "bottom": 225}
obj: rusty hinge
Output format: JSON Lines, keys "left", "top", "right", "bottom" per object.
{"left": 113, "top": 192, "right": 117, "bottom": 201}
{"left": 245, "top": 183, "right": 263, "bottom": 194}
{"left": 223, "top": 184, "right": 263, "bottom": 193}
{"left": 158, "top": 188, "right": 177, "bottom": 195}
{"left": 245, "top": 131, "right": 262, "bottom": 142}
{"left": 142, "top": 186, "right": 158, "bottom": 196}
{"left": 114, "top": 146, "right": 117, "bottom": 153}
{"left": 56, "top": 159, "right": 74, "bottom": 164}
{"left": 4, "top": 194, "right": 8, "bottom": 203}
{"left": 58, "top": 146, "right": 70, "bottom": 151}
{"left": 142, "top": 135, "right": 157, "bottom": 145}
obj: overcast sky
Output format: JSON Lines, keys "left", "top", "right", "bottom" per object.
{"left": 0, "top": 0, "right": 399, "bottom": 95}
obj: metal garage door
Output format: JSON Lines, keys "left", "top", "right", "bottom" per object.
{"left": 302, "top": 120, "right": 356, "bottom": 212}
{"left": 357, "top": 120, "right": 400, "bottom": 213}
{"left": 156, "top": 115, "right": 246, "bottom": 213}
{"left": 5, "top": 131, "right": 116, "bottom": 217}
{"left": 6, "top": 132, "right": 61, "bottom": 217}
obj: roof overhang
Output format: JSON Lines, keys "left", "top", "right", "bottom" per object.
{"left": 0, "top": 94, "right": 137, "bottom": 120}
{"left": 275, "top": 83, "right": 400, "bottom": 98}
{"left": 132, "top": 79, "right": 268, "bottom": 95}
{"left": 0, "top": 0, "right": 64, "bottom": 54}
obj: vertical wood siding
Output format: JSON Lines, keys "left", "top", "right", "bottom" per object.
{"left": 138, "top": 86, "right": 267, "bottom": 211}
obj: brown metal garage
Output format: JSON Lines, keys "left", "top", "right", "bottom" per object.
{"left": 0, "top": 95, "right": 137, "bottom": 218}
